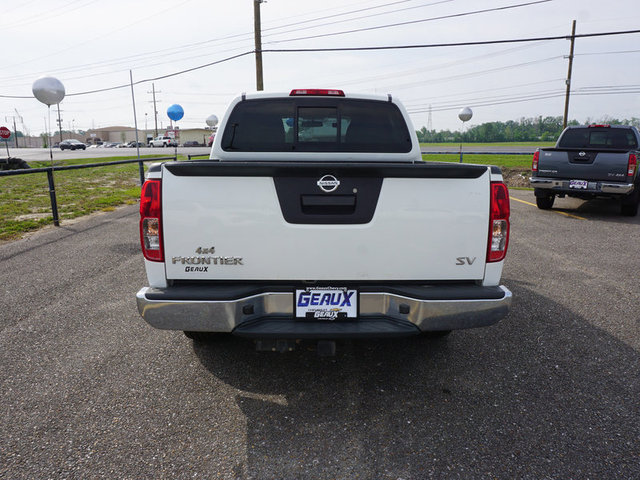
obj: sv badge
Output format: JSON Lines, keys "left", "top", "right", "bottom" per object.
{"left": 456, "top": 256, "right": 476, "bottom": 266}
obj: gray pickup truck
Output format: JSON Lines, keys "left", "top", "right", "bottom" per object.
{"left": 530, "top": 125, "right": 639, "bottom": 216}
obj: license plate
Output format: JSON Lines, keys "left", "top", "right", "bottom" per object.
{"left": 569, "top": 180, "right": 588, "bottom": 189}
{"left": 295, "top": 287, "right": 357, "bottom": 320}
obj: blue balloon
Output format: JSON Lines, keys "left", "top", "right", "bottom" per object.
{"left": 167, "top": 104, "right": 184, "bottom": 121}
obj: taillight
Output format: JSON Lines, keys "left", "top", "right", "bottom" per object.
{"left": 289, "top": 89, "right": 345, "bottom": 96}
{"left": 140, "top": 179, "right": 164, "bottom": 262}
{"left": 628, "top": 153, "right": 637, "bottom": 176}
{"left": 532, "top": 150, "right": 539, "bottom": 172}
{"left": 488, "top": 182, "right": 510, "bottom": 263}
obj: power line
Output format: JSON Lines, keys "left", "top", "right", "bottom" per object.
{"left": 0, "top": 51, "right": 255, "bottom": 99}
{"left": 262, "top": 28, "right": 640, "bottom": 53}
{"left": 1, "top": 0, "right": 99, "bottom": 30}
{"left": 407, "top": 86, "right": 640, "bottom": 113}
{"left": 308, "top": 39, "right": 548, "bottom": 89}
{"left": 407, "top": 78, "right": 564, "bottom": 107}
{"left": 2, "top": 28, "right": 640, "bottom": 99}
{"left": 378, "top": 56, "right": 563, "bottom": 91}
{"left": 0, "top": 0, "right": 428, "bottom": 82}
{"left": 263, "top": 0, "right": 554, "bottom": 45}
{"left": 575, "top": 49, "right": 640, "bottom": 56}
{"left": 262, "top": 0, "right": 428, "bottom": 33}
{"left": 261, "top": 0, "right": 455, "bottom": 41}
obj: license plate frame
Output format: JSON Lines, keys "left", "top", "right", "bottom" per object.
{"left": 295, "top": 287, "right": 358, "bottom": 320}
{"left": 569, "top": 179, "right": 588, "bottom": 189}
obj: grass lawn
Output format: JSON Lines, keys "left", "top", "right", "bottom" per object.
{"left": 422, "top": 153, "right": 533, "bottom": 168}
{"left": 0, "top": 155, "right": 178, "bottom": 241}
{"left": 420, "top": 142, "right": 555, "bottom": 148}
{"left": 1, "top": 150, "right": 532, "bottom": 242}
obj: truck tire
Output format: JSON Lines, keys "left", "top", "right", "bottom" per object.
{"left": 422, "top": 330, "right": 451, "bottom": 338}
{"left": 536, "top": 194, "right": 555, "bottom": 210}
{"left": 620, "top": 188, "right": 639, "bottom": 216}
{"left": 183, "top": 331, "right": 217, "bottom": 342}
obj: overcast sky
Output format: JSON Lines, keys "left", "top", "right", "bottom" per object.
{"left": 1, "top": 0, "right": 639, "bottom": 137}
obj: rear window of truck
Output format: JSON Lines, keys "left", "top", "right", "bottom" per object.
{"left": 220, "top": 98, "right": 412, "bottom": 153}
{"left": 558, "top": 127, "right": 638, "bottom": 149}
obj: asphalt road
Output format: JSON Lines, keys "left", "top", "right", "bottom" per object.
{"left": 1, "top": 191, "right": 639, "bottom": 479}
{"left": 10, "top": 146, "right": 211, "bottom": 162}
{"left": 9, "top": 145, "right": 536, "bottom": 162}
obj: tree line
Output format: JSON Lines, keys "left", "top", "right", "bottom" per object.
{"left": 416, "top": 116, "right": 640, "bottom": 143}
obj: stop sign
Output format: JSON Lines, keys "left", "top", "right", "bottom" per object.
{"left": 0, "top": 126, "right": 11, "bottom": 139}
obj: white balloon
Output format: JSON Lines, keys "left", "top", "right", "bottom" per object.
{"left": 206, "top": 114, "right": 219, "bottom": 127}
{"left": 458, "top": 107, "right": 473, "bottom": 122}
{"left": 32, "top": 77, "right": 65, "bottom": 106}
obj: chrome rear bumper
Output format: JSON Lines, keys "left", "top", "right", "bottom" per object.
{"left": 530, "top": 176, "right": 634, "bottom": 195}
{"left": 136, "top": 284, "right": 512, "bottom": 336}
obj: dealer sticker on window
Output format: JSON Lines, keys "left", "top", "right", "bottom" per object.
{"left": 295, "top": 287, "right": 358, "bottom": 320}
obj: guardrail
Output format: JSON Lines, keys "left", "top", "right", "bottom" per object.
{"left": 0, "top": 156, "right": 175, "bottom": 227}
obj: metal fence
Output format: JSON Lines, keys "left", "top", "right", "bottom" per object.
{"left": 0, "top": 156, "right": 175, "bottom": 226}
{"left": 1, "top": 150, "right": 533, "bottom": 228}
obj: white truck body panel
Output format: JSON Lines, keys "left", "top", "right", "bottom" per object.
{"left": 162, "top": 170, "right": 491, "bottom": 281}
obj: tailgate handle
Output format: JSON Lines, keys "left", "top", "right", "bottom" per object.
{"left": 301, "top": 194, "right": 356, "bottom": 214}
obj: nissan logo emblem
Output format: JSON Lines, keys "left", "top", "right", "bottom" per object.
{"left": 317, "top": 175, "right": 340, "bottom": 193}
{"left": 579, "top": 151, "right": 586, "bottom": 157}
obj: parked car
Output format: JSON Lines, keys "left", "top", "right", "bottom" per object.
{"left": 182, "top": 141, "right": 202, "bottom": 147}
{"left": 59, "top": 139, "right": 86, "bottom": 150}
{"left": 207, "top": 134, "right": 215, "bottom": 147}
{"left": 148, "top": 135, "right": 177, "bottom": 147}
{"left": 127, "top": 141, "right": 145, "bottom": 148}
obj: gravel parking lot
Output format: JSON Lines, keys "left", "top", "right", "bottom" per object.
{"left": 1, "top": 190, "right": 638, "bottom": 479}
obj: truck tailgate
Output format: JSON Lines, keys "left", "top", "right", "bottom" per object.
{"left": 161, "top": 162, "right": 491, "bottom": 282}
{"left": 538, "top": 149, "right": 630, "bottom": 181}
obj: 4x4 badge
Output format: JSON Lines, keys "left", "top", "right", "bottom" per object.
{"left": 317, "top": 175, "right": 340, "bottom": 193}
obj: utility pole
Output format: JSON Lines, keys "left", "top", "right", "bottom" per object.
{"left": 148, "top": 83, "right": 160, "bottom": 137}
{"left": 254, "top": 0, "right": 264, "bottom": 91}
{"left": 56, "top": 104, "right": 64, "bottom": 143}
{"left": 13, "top": 117, "right": 18, "bottom": 148}
{"left": 563, "top": 20, "right": 577, "bottom": 130}
{"left": 5, "top": 113, "right": 21, "bottom": 148}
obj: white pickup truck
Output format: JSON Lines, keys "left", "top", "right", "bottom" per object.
{"left": 136, "top": 89, "right": 512, "bottom": 353}
{"left": 148, "top": 135, "right": 177, "bottom": 148}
